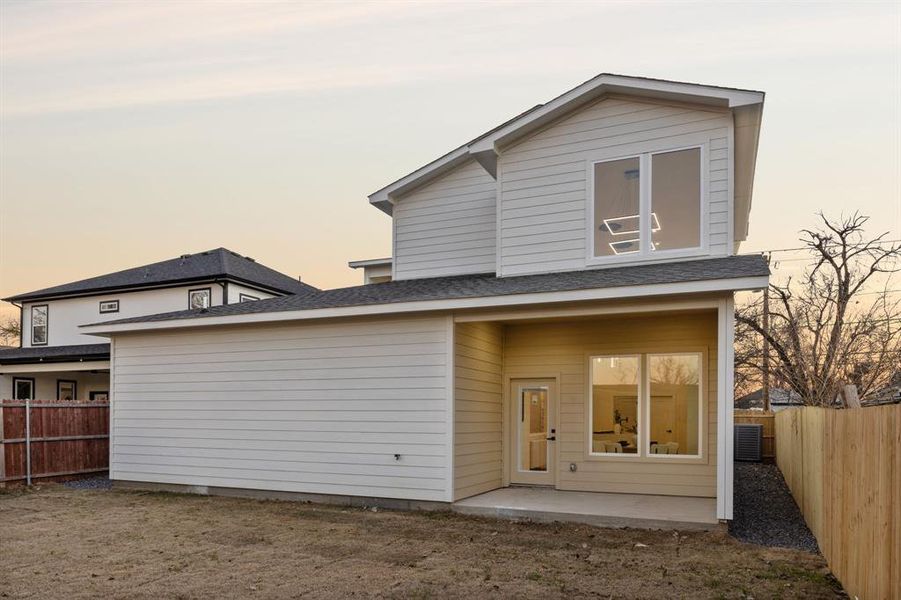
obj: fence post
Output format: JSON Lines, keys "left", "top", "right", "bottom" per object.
{"left": 25, "top": 399, "right": 31, "bottom": 486}
{"left": 0, "top": 401, "right": 5, "bottom": 487}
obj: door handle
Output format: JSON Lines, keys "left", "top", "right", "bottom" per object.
{"left": 546, "top": 435, "right": 556, "bottom": 441}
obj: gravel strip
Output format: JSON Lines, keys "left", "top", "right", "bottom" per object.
{"left": 730, "top": 462, "right": 820, "bottom": 553}
{"left": 62, "top": 476, "right": 112, "bottom": 490}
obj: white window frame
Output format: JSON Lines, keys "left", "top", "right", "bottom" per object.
{"left": 13, "top": 377, "right": 34, "bottom": 400}
{"left": 586, "top": 144, "right": 707, "bottom": 266}
{"left": 188, "top": 288, "right": 211, "bottom": 310}
{"left": 587, "top": 354, "right": 643, "bottom": 458}
{"left": 31, "top": 304, "right": 48, "bottom": 346}
{"left": 587, "top": 351, "right": 706, "bottom": 463}
{"left": 645, "top": 352, "right": 705, "bottom": 460}
{"left": 99, "top": 300, "right": 119, "bottom": 314}
{"left": 238, "top": 293, "right": 260, "bottom": 303}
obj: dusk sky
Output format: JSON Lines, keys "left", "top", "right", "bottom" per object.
{"left": 1, "top": 1, "right": 899, "bottom": 320}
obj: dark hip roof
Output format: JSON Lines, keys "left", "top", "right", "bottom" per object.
{"left": 4, "top": 248, "right": 318, "bottom": 302}
{"left": 95, "top": 254, "right": 769, "bottom": 327}
{"left": 0, "top": 343, "right": 110, "bottom": 365}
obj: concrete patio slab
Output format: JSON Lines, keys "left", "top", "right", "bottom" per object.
{"left": 452, "top": 487, "right": 719, "bottom": 531}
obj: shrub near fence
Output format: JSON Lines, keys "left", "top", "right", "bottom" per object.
{"left": 0, "top": 400, "right": 109, "bottom": 485}
{"left": 775, "top": 405, "right": 900, "bottom": 600}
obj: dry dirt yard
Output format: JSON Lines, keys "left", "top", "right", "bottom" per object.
{"left": 0, "top": 485, "right": 843, "bottom": 599}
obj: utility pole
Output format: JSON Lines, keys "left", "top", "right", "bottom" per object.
{"left": 762, "top": 252, "right": 771, "bottom": 412}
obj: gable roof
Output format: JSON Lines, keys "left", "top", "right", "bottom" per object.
{"left": 3, "top": 248, "right": 318, "bottom": 302}
{"left": 82, "top": 254, "right": 769, "bottom": 334}
{"left": 368, "top": 73, "right": 764, "bottom": 241}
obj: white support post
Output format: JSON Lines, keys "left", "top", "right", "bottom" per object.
{"left": 445, "top": 316, "right": 455, "bottom": 503}
{"left": 25, "top": 399, "right": 32, "bottom": 486}
{"left": 716, "top": 296, "right": 735, "bottom": 520}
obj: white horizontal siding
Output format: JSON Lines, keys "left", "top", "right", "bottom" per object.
{"left": 498, "top": 97, "right": 733, "bottom": 276}
{"left": 393, "top": 159, "right": 497, "bottom": 280}
{"left": 111, "top": 317, "right": 451, "bottom": 501}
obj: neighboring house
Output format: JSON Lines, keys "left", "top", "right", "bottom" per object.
{"left": 348, "top": 257, "right": 393, "bottom": 284}
{"left": 735, "top": 387, "right": 804, "bottom": 412}
{"left": 82, "top": 74, "right": 768, "bottom": 523}
{"left": 866, "top": 387, "right": 901, "bottom": 406}
{"left": 0, "top": 248, "right": 316, "bottom": 402}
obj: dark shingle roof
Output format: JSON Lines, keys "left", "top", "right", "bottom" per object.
{"left": 93, "top": 255, "right": 768, "bottom": 327}
{"left": 0, "top": 343, "right": 110, "bottom": 365}
{"left": 4, "top": 248, "right": 318, "bottom": 302}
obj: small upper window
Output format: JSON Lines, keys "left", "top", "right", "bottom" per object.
{"left": 238, "top": 293, "right": 260, "bottom": 303}
{"left": 31, "top": 305, "right": 48, "bottom": 345}
{"left": 99, "top": 300, "right": 119, "bottom": 314}
{"left": 189, "top": 288, "right": 211, "bottom": 310}
{"left": 593, "top": 147, "right": 702, "bottom": 259}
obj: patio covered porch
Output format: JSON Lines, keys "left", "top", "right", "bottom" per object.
{"left": 450, "top": 294, "right": 736, "bottom": 527}
{"left": 453, "top": 486, "right": 719, "bottom": 530}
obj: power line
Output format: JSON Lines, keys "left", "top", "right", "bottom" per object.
{"left": 754, "top": 239, "right": 901, "bottom": 254}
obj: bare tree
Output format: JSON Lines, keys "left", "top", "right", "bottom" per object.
{"left": 0, "top": 316, "right": 20, "bottom": 347}
{"left": 736, "top": 213, "right": 901, "bottom": 407}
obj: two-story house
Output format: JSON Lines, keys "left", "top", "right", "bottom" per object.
{"left": 82, "top": 74, "right": 768, "bottom": 527}
{"left": 0, "top": 248, "right": 316, "bottom": 402}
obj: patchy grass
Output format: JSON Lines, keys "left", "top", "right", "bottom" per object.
{"left": 0, "top": 485, "right": 845, "bottom": 599}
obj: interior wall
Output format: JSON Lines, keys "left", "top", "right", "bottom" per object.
{"left": 453, "top": 321, "right": 504, "bottom": 501}
{"left": 503, "top": 311, "right": 718, "bottom": 498}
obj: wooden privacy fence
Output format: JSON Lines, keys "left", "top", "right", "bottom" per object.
{"left": 0, "top": 400, "right": 109, "bottom": 485}
{"left": 775, "top": 406, "right": 900, "bottom": 600}
{"left": 734, "top": 410, "right": 775, "bottom": 460}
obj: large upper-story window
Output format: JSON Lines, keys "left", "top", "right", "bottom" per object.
{"left": 31, "top": 305, "right": 48, "bottom": 345}
{"left": 592, "top": 146, "right": 702, "bottom": 259}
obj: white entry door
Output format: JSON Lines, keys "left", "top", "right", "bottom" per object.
{"left": 510, "top": 379, "right": 556, "bottom": 486}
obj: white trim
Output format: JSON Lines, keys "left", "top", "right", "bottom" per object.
{"left": 109, "top": 337, "right": 116, "bottom": 481}
{"left": 0, "top": 361, "right": 110, "bottom": 373}
{"left": 81, "top": 275, "right": 769, "bottom": 335}
{"left": 11, "top": 377, "right": 34, "bottom": 400}
{"left": 454, "top": 298, "right": 720, "bottom": 322}
{"left": 716, "top": 297, "right": 735, "bottom": 520}
{"left": 586, "top": 353, "right": 642, "bottom": 458}
{"left": 445, "top": 316, "right": 455, "bottom": 502}
{"left": 392, "top": 211, "right": 399, "bottom": 281}
{"left": 367, "top": 74, "right": 764, "bottom": 214}
{"left": 469, "top": 75, "right": 762, "bottom": 155}
{"left": 31, "top": 304, "right": 48, "bottom": 346}
{"left": 727, "top": 113, "right": 736, "bottom": 253}
{"left": 347, "top": 258, "right": 392, "bottom": 269}
{"left": 507, "top": 377, "right": 558, "bottom": 487}
{"left": 495, "top": 156, "right": 503, "bottom": 276}
{"left": 586, "top": 144, "right": 707, "bottom": 266}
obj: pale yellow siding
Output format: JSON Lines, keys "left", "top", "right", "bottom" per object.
{"left": 453, "top": 321, "right": 504, "bottom": 501}
{"left": 503, "top": 311, "right": 718, "bottom": 497}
